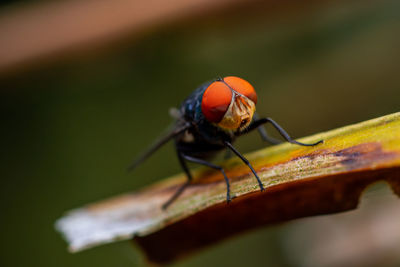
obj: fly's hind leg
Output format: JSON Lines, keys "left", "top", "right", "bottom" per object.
{"left": 162, "top": 152, "right": 232, "bottom": 209}
{"left": 162, "top": 150, "right": 193, "bottom": 210}
{"left": 181, "top": 154, "right": 232, "bottom": 204}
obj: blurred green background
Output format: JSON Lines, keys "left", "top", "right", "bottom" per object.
{"left": 1, "top": 0, "right": 400, "bottom": 266}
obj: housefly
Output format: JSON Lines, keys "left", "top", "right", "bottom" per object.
{"left": 129, "top": 76, "right": 323, "bottom": 209}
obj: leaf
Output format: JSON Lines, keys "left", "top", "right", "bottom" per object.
{"left": 55, "top": 112, "right": 400, "bottom": 264}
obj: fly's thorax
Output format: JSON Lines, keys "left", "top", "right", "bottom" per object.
{"left": 217, "top": 94, "right": 255, "bottom": 131}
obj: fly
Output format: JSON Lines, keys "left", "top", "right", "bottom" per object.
{"left": 128, "top": 76, "right": 323, "bottom": 209}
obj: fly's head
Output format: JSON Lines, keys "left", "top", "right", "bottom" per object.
{"left": 218, "top": 93, "right": 255, "bottom": 131}
{"left": 201, "top": 76, "right": 257, "bottom": 132}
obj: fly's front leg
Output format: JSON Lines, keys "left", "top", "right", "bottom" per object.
{"left": 245, "top": 117, "right": 323, "bottom": 146}
{"left": 252, "top": 112, "right": 281, "bottom": 144}
{"left": 224, "top": 141, "right": 265, "bottom": 191}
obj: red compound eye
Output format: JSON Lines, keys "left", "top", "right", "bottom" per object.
{"left": 201, "top": 81, "right": 233, "bottom": 123}
{"left": 224, "top": 76, "right": 257, "bottom": 104}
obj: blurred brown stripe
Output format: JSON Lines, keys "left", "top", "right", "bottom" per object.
{"left": 0, "top": 0, "right": 247, "bottom": 74}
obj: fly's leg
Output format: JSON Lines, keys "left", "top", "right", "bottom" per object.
{"left": 162, "top": 150, "right": 193, "bottom": 210}
{"left": 252, "top": 113, "right": 281, "bottom": 144}
{"left": 224, "top": 141, "right": 265, "bottom": 191}
{"left": 162, "top": 151, "right": 232, "bottom": 209}
{"left": 245, "top": 117, "right": 323, "bottom": 146}
{"left": 256, "top": 124, "right": 282, "bottom": 144}
{"left": 182, "top": 154, "right": 232, "bottom": 204}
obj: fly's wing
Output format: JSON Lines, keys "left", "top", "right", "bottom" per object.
{"left": 127, "top": 122, "right": 190, "bottom": 171}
